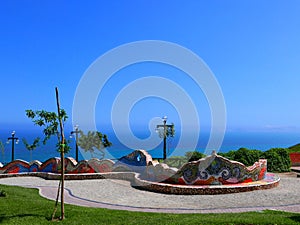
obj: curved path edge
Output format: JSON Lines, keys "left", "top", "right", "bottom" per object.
{"left": 38, "top": 185, "right": 300, "bottom": 214}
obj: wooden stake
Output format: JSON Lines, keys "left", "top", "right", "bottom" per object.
{"left": 55, "top": 87, "right": 65, "bottom": 220}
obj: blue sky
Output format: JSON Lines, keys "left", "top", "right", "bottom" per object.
{"left": 1, "top": 0, "right": 300, "bottom": 138}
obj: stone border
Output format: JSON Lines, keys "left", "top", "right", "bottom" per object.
{"left": 0, "top": 172, "right": 134, "bottom": 181}
{"left": 133, "top": 173, "right": 280, "bottom": 195}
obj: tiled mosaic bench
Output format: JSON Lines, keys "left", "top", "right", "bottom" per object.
{"left": 0, "top": 150, "right": 280, "bottom": 195}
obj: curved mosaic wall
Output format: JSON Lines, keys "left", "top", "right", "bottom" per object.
{"left": 0, "top": 157, "right": 115, "bottom": 174}
{"left": 162, "top": 152, "right": 267, "bottom": 185}
{"left": 0, "top": 150, "right": 266, "bottom": 185}
{"left": 0, "top": 150, "right": 279, "bottom": 195}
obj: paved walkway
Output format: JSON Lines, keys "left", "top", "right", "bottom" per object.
{"left": 291, "top": 166, "right": 300, "bottom": 173}
{"left": 0, "top": 173, "right": 300, "bottom": 214}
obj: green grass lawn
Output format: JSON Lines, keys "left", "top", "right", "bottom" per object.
{"left": 0, "top": 184, "right": 299, "bottom": 225}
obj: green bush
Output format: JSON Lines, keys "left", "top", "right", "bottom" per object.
{"left": 261, "top": 148, "right": 291, "bottom": 172}
{"left": 164, "top": 148, "right": 291, "bottom": 172}
{"left": 164, "top": 156, "right": 187, "bottom": 168}
{"left": 220, "top": 148, "right": 261, "bottom": 166}
{"left": 162, "top": 151, "right": 205, "bottom": 168}
{"left": 220, "top": 147, "right": 291, "bottom": 173}
{"left": 185, "top": 151, "right": 205, "bottom": 162}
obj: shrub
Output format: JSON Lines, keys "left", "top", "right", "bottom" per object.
{"left": 185, "top": 151, "right": 205, "bottom": 162}
{"left": 219, "top": 148, "right": 291, "bottom": 173}
{"left": 261, "top": 148, "right": 291, "bottom": 172}
{"left": 219, "top": 148, "right": 261, "bottom": 166}
{"left": 219, "top": 150, "right": 236, "bottom": 160}
{"left": 233, "top": 148, "right": 261, "bottom": 166}
{"left": 162, "top": 151, "right": 206, "bottom": 168}
{"left": 164, "top": 156, "right": 187, "bottom": 168}
{"left": 165, "top": 148, "right": 291, "bottom": 172}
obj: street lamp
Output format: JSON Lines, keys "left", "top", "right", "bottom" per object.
{"left": 156, "top": 116, "right": 175, "bottom": 160}
{"left": 70, "top": 125, "right": 80, "bottom": 162}
{"left": 7, "top": 131, "right": 19, "bottom": 162}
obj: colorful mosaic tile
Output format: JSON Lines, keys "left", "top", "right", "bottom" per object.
{"left": 0, "top": 150, "right": 279, "bottom": 195}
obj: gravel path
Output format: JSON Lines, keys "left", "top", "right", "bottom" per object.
{"left": 0, "top": 173, "right": 299, "bottom": 213}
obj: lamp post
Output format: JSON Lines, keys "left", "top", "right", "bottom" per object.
{"left": 7, "top": 131, "right": 19, "bottom": 162}
{"left": 156, "top": 116, "right": 175, "bottom": 160}
{"left": 70, "top": 125, "right": 80, "bottom": 162}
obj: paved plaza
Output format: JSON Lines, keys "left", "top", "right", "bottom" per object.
{"left": 0, "top": 172, "right": 300, "bottom": 213}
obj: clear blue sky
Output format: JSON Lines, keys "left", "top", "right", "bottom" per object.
{"left": 1, "top": 0, "right": 300, "bottom": 136}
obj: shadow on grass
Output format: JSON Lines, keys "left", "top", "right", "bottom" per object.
{"left": 290, "top": 215, "right": 300, "bottom": 223}
{"left": 0, "top": 213, "right": 52, "bottom": 223}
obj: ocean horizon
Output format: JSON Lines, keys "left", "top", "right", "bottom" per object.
{"left": 0, "top": 129, "right": 299, "bottom": 164}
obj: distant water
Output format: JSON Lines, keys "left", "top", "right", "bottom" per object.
{"left": 0, "top": 129, "right": 299, "bottom": 164}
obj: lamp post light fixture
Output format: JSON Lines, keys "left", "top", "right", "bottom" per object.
{"left": 7, "top": 131, "right": 19, "bottom": 162}
{"left": 70, "top": 125, "right": 80, "bottom": 162}
{"left": 156, "top": 116, "right": 175, "bottom": 160}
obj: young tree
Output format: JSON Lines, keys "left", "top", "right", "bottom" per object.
{"left": 77, "top": 130, "right": 112, "bottom": 159}
{"left": 25, "top": 87, "right": 69, "bottom": 221}
{"left": 25, "top": 109, "right": 70, "bottom": 153}
{"left": 22, "top": 137, "right": 40, "bottom": 162}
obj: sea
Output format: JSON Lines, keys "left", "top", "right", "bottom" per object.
{"left": 0, "top": 128, "right": 299, "bottom": 164}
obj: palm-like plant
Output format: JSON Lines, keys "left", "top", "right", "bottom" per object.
{"left": 22, "top": 137, "right": 40, "bottom": 162}
{"left": 78, "top": 131, "right": 112, "bottom": 159}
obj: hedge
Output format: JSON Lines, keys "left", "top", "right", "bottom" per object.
{"left": 220, "top": 148, "right": 291, "bottom": 173}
